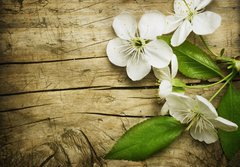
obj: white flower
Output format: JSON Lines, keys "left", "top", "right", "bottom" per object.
{"left": 166, "top": 93, "right": 238, "bottom": 144}
{"left": 153, "top": 54, "right": 179, "bottom": 115}
{"left": 165, "top": 0, "right": 221, "bottom": 46}
{"left": 154, "top": 54, "right": 178, "bottom": 98}
{"left": 106, "top": 12, "right": 174, "bottom": 81}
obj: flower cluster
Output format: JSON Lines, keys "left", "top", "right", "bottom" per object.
{"left": 106, "top": 0, "right": 238, "bottom": 144}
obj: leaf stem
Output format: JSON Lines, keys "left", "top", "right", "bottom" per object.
{"left": 199, "top": 35, "right": 219, "bottom": 57}
{"left": 209, "top": 71, "right": 236, "bottom": 102}
{"left": 185, "top": 72, "right": 233, "bottom": 89}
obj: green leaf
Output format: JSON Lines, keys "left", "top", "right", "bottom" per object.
{"left": 220, "top": 48, "right": 225, "bottom": 56}
{"left": 172, "top": 78, "right": 186, "bottom": 87}
{"left": 218, "top": 84, "right": 240, "bottom": 160}
{"left": 159, "top": 36, "right": 223, "bottom": 80}
{"left": 105, "top": 116, "right": 183, "bottom": 161}
{"left": 172, "top": 86, "right": 185, "bottom": 94}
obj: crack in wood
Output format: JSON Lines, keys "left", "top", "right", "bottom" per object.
{"left": 0, "top": 56, "right": 106, "bottom": 65}
{"left": 0, "top": 86, "right": 112, "bottom": 96}
{"left": 0, "top": 117, "right": 61, "bottom": 130}
{"left": 78, "top": 130, "right": 104, "bottom": 167}
{"left": 79, "top": 112, "right": 153, "bottom": 118}
{"left": 0, "top": 38, "right": 110, "bottom": 65}
{"left": 0, "top": 80, "right": 239, "bottom": 97}
{"left": 0, "top": 103, "right": 53, "bottom": 113}
{"left": 0, "top": 86, "right": 158, "bottom": 96}
{"left": 39, "top": 153, "right": 55, "bottom": 167}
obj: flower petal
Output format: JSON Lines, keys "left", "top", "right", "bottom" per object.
{"left": 112, "top": 13, "right": 137, "bottom": 40}
{"left": 171, "top": 54, "right": 178, "bottom": 78}
{"left": 166, "top": 93, "right": 194, "bottom": 123}
{"left": 196, "top": 0, "right": 212, "bottom": 10}
{"left": 190, "top": 119, "right": 218, "bottom": 144}
{"left": 171, "top": 19, "right": 192, "bottom": 46}
{"left": 192, "top": 11, "right": 221, "bottom": 35}
{"left": 196, "top": 95, "right": 218, "bottom": 119}
{"left": 139, "top": 11, "right": 166, "bottom": 40}
{"left": 144, "top": 40, "right": 172, "bottom": 68}
{"left": 153, "top": 67, "right": 171, "bottom": 81}
{"left": 106, "top": 38, "right": 130, "bottom": 67}
{"left": 160, "top": 102, "right": 169, "bottom": 116}
{"left": 211, "top": 117, "right": 238, "bottom": 132}
{"left": 174, "top": 0, "right": 194, "bottom": 16}
{"left": 164, "top": 15, "right": 184, "bottom": 34}
{"left": 126, "top": 57, "right": 151, "bottom": 81}
{"left": 159, "top": 80, "right": 172, "bottom": 98}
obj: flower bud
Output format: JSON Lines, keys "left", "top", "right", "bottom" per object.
{"left": 235, "top": 60, "right": 240, "bottom": 72}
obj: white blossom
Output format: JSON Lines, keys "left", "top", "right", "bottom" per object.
{"left": 107, "top": 12, "right": 174, "bottom": 81}
{"left": 166, "top": 93, "right": 238, "bottom": 144}
{"left": 153, "top": 54, "right": 179, "bottom": 115}
{"left": 164, "top": 0, "right": 221, "bottom": 46}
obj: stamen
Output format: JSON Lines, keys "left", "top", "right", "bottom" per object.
{"left": 182, "top": 0, "right": 192, "bottom": 12}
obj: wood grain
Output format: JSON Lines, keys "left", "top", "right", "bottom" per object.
{"left": 0, "top": 0, "right": 239, "bottom": 166}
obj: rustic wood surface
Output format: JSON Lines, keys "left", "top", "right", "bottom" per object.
{"left": 0, "top": 0, "right": 239, "bottom": 166}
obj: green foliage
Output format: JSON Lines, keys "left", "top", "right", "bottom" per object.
{"left": 159, "top": 36, "right": 223, "bottom": 80}
{"left": 220, "top": 48, "right": 225, "bottom": 56}
{"left": 105, "top": 116, "right": 183, "bottom": 161}
{"left": 218, "top": 84, "right": 240, "bottom": 160}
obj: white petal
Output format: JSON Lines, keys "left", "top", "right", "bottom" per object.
{"left": 126, "top": 57, "right": 151, "bottom": 81}
{"left": 153, "top": 67, "right": 171, "bottom": 81}
{"left": 164, "top": 15, "right": 184, "bottom": 34}
{"left": 159, "top": 80, "right": 172, "bottom": 98}
{"left": 192, "top": 0, "right": 201, "bottom": 9}
{"left": 139, "top": 11, "right": 166, "bottom": 40}
{"left": 112, "top": 13, "right": 137, "bottom": 40}
{"left": 106, "top": 38, "right": 130, "bottom": 67}
{"left": 196, "top": 95, "right": 218, "bottom": 119}
{"left": 171, "top": 54, "right": 178, "bottom": 78}
{"left": 211, "top": 117, "right": 238, "bottom": 132}
{"left": 196, "top": 0, "right": 212, "bottom": 10}
{"left": 174, "top": 0, "right": 194, "bottom": 16}
{"left": 160, "top": 102, "right": 169, "bottom": 116}
{"left": 166, "top": 93, "right": 194, "bottom": 123}
{"left": 171, "top": 20, "right": 192, "bottom": 47}
{"left": 192, "top": 11, "right": 221, "bottom": 35}
{"left": 190, "top": 119, "right": 218, "bottom": 144}
{"left": 144, "top": 40, "right": 172, "bottom": 68}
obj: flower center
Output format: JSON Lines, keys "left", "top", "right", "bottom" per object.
{"left": 132, "top": 37, "right": 146, "bottom": 49}
{"left": 182, "top": 0, "right": 197, "bottom": 21}
{"left": 187, "top": 10, "right": 198, "bottom": 21}
{"left": 185, "top": 105, "right": 201, "bottom": 130}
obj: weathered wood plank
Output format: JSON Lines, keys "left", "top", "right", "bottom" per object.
{"left": 0, "top": 109, "right": 227, "bottom": 166}
{"left": 0, "top": 89, "right": 159, "bottom": 128}
{"left": 1, "top": 81, "right": 239, "bottom": 119}
{"left": 0, "top": 56, "right": 235, "bottom": 95}
{"left": 0, "top": 0, "right": 239, "bottom": 166}
{"left": 1, "top": 82, "right": 239, "bottom": 147}
{"left": 0, "top": 0, "right": 239, "bottom": 63}
{"left": 0, "top": 110, "right": 228, "bottom": 166}
{"left": 1, "top": 82, "right": 239, "bottom": 166}
{"left": 0, "top": 120, "right": 226, "bottom": 167}
{"left": 0, "top": 57, "right": 158, "bottom": 95}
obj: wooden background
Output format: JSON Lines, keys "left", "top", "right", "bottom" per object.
{"left": 0, "top": 0, "right": 239, "bottom": 166}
